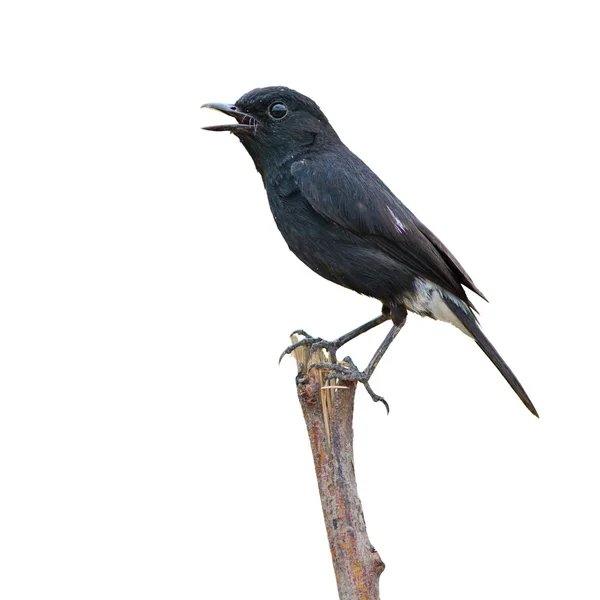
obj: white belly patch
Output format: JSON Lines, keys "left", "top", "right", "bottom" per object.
{"left": 403, "top": 278, "right": 471, "bottom": 335}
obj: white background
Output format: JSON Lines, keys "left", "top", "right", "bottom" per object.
{"left": 1, "top": 1, "right": 599, "bottom": 598}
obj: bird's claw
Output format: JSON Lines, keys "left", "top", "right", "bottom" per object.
{"left": 319, "top": 357, "right": 367, "bottom": 383}
{"left": 279, "top": 334, "right": 339, "bottom": 364}
{"left": 279, "top": 336, "right": 319, "bottom": 364}
{"left": 289, "top": 329, "right": 312, "bottom": 338}
{"left": 363, "top": 382, "right": 390, "bottom": 414}
{"left": 308, "top": 357, "right": 390, "bottom": 413}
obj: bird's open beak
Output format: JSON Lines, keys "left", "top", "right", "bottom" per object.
{"left": 201, "top": 103, "right": 259, "bottom": 133}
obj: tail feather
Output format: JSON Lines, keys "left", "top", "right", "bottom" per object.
{"left": 443, "top": 296, "right": 539, "bottom": 417}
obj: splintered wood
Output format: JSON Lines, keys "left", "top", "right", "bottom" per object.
{"left": 290, "top": 334, "right": 344, "bottom": 448}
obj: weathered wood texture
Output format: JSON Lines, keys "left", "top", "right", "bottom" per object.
{"left": 292, "top": 340, "right": 385, "bottom": 600}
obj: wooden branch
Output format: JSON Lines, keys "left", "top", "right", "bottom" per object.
{"left": 292, "top": 337, "right": 385, "bottom": 600}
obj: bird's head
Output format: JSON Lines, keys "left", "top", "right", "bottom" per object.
{"left": 202, "top": 86, "right": 338, "bottom": 174}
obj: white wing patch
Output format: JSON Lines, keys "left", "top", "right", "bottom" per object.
{"left": 403, "top": 278, "right": 471, "bottom": 336}
{"left": 386, "top": 205, "right": 407, "bottom": 233}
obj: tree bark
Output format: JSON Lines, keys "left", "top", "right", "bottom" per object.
{"left": 292, "top": 338, "right": 385, "bottom": 600}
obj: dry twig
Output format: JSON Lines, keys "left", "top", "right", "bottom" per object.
{"left": 291, "top": 335, "right": 385, "bottom": 600}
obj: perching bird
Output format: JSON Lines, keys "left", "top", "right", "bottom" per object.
{"left": 202, "top": 86, "right": 538, "bottom": 417}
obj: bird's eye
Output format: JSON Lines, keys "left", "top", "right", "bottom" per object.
{"left": 268, "top": 102, "right": 288, "bottom": 120}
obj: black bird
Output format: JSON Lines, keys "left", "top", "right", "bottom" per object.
{"left": 202, "top": 86, "right": 538, "bottom": 417}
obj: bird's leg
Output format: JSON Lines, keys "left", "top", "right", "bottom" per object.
{"left": 309, "top": 320, "right": 405, "bottom": 413}
{"left": 279, "top": 313, "right": 390, "bottom": 364}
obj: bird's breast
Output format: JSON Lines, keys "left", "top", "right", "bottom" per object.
{"left": 264, "top": 187, "right": 417, "bottom": 302}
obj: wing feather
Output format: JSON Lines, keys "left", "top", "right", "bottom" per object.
{"left": 291, "top": 151, "right": 484, "bottom": 306}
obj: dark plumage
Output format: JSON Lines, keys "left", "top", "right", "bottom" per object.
{"left": 202, "top": 86, "right": 538, "bottom": 417}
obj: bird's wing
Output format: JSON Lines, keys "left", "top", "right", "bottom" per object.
{"left": 290, "top": 153, "right": 485, "bottom": 304}
{"left": 404, "top": 211, "right": 487, "bottom": 301}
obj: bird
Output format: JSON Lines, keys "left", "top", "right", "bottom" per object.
{"left": 202, "top": 86, "right": 538, "bottom": 417}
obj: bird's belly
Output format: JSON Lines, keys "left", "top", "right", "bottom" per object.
{"left": 268, "top": 192, "right": 414, "bottom": 301}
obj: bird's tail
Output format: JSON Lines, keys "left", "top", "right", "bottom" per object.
{"left": 442, "top": 293, "right": 539, "bottom": 417}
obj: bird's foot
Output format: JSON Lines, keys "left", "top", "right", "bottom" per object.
{"left": 308, "top": 357, "right": 390, "bottom": 413}
{"left": 279, "top": 330, "right": 340, "bottom": 364}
